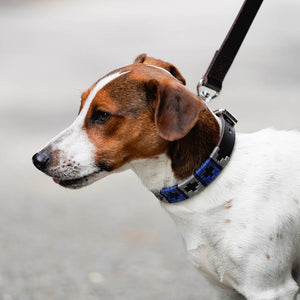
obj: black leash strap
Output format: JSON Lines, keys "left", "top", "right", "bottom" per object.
{"left": 198, "top": 0, "right": 264, "bottom": 100}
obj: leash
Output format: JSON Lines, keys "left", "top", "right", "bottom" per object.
{"left": 197, "top": 0, "right": 264, "bottom": 102}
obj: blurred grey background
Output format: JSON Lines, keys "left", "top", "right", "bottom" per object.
{"left": 0, "top": 0, "right": 299, "bottom": 299}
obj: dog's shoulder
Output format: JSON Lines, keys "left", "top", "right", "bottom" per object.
{"left": 235, "top": 128, "right": 300, "bottom": 159}
{"left": 217, "top": 127, "right": 300, "bottom": 207}
{"left": 237, "top": 127, "right": 300, "bottom": 144}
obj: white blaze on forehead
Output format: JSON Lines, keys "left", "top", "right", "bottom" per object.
{"left": 45, "top": 70, "right": 129, "bottom": 147}
{"left": 78, "top": 70, "right": 130, "bottom": 124}
{"left": 147, "top": 64, "right": 172, "bottom": 75}
{"left": 42, "top": 70, "right": 130, "bottom": 179}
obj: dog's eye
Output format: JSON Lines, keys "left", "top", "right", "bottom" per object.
{"left": 92, "top": 110, "right": 111, "bottom": 124}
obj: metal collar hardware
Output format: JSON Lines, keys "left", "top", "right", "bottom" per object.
{"left": 197, "top": 79, "right": 219, "bottom": 103}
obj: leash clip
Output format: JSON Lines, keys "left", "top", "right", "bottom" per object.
{"left": 197, "top": 79, "right": 220, "bottom": 103}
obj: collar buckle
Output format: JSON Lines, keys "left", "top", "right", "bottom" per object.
{"left": 214, "top": 109, "right": 238, "bottom": 126}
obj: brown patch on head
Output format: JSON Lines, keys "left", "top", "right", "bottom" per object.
{"left": 80, "top": 62, "right": 219, "bottom": 180}
{"left": 84, "top": 90, "right": 168, "bottom": 170}
{"left": 265, "top": 253, "right": 270, "bottom": 260}
{"left": 134, "top": 53, "right": 186, "bottom": 85}
{"left": 225, "top": 219, "right": 231, "bottom": 224}
{"left": 138, "top": 62, "right": 220, "bottom": 181}
{"left": 81, "top": 66, "right": 174, "bottom": 171}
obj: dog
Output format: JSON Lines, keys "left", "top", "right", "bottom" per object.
{"left": 32, "top": 54, "right": 300, "bottom": 299}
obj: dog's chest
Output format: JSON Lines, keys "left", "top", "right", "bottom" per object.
{"left": 162, "top": 195, "right": 247, "bottom": 282}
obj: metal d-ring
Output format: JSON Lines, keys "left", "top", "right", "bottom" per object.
{"left": 197, "top": 79, "right": 220, "bottom": 103}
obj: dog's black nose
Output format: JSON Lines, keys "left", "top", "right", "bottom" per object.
{"left": 32, "top": 150, "right": 51, "bottom": 171}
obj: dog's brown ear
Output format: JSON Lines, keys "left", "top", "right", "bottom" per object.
{"left": 134, "top": 53, "right": 147, "bottom": 63}
{"left": 134, "top": 54, "right": 186, "bottom": 85}
{"left": 148, "top": 79, "right": 206, "bottom": 141}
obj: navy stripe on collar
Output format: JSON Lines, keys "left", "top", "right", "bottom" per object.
{"left": 155, "top": 110, "right": 236, "bottom": 203}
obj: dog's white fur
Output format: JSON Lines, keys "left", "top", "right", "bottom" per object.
{"left": 132, "top": 128, "right": 300, "bottom": 299}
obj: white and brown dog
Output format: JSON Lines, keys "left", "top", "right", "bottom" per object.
{"left": 33, "top": 54, "right": 300, "bottom": 299}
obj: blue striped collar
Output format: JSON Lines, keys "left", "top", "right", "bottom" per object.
{"left": 155, "top": 110, "right": 237, "bottom": 203}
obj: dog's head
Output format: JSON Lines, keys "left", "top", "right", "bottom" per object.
{"left": 32, "top": 54, "right": 207, "bottom": 188}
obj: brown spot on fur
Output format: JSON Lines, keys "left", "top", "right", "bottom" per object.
{"left": 225, "top": 219, "right": 231, "bottom": 223}
{"left": 238, "top": 246, "right": 243, "bottom": 249}
{"left": 241, "top": 224, "right": 247, "bottom": 229}
{"left": 293, "top": 198, "right": 299, "bottom": 205}
{"left": 225, "top": 204, "right": 232, "bottom": 209}
{"left": 266, "top": 253, "right": 270, "bottom": 260}
{"left": 269, "top": 236, "right": 273, "bottom": 241}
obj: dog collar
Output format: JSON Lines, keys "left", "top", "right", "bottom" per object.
{"left": 155, "top": 109, "right": 237, "bottom": 203}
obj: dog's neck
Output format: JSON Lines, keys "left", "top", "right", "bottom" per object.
{"left": 130, "top": 109, "right": 220, "bottom": 193}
